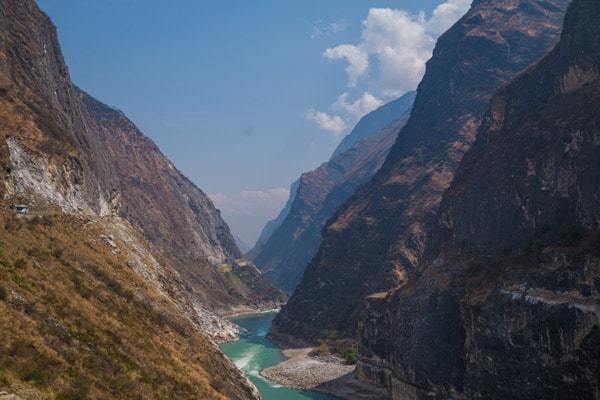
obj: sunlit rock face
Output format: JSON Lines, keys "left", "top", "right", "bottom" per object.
{"left": 273, "top": 0, "right": 570, "bottom": 345}
{"left": 359, "top": 1, "right": 600, "bottom": 398}
{"left": 0, "top": 0, "right": 284, "bottom": 315}
{"left": 0, "top": 0, "right": 283, "bottom": 397}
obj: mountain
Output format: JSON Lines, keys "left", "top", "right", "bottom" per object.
{"left": 246, "top": 179, "right": 299, "bottom": 260}
{"left": 0, "top": 211, "right": 259, "bottom": 399}
{"left": 251, "top": 91, "right": 415, "bottom": 293}
{"left": 234, "top": 235, "right": 251, "bottom": 253}
{"left": 358, "top": 1, "right": 600, "bottom": 398}
{"left": 249, "top": 93, "right": 415, "bottom": 265}
{"left": 78, "top": 90, "right": 285, "bottom": 315}
{"left": 0, "top": 0, "right": 282, "bottom": 397}
{"left": 272, "top": 0, "right": 571, "bottom": 344}
{"left": 332, "top": 91, "right": 417, "bottom": 157}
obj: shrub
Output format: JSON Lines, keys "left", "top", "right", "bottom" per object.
{"left": 0, "top": 284, "right": 7, "bottom": 301}
{"left": 13, "top": 258, "right": 27, "bottom": 269}
{"left": 0, "top": 370, "right": 8, "bottom": 387}
{"left": 22, "top": 368, "right": 46, "bottom": 384}
{"left": 55, "top": 380, "right": 89, "bottom": 400}
{"left": 39, "top": 215, "right": 53, "bottom": 226}
{"left": 52, "top": 247, "right": 64, "bottom": 259}
{"left": 24, "top": 302, "right": 36, "bottom": 316}
{"left": 71, "top": 274, "right": 92, "bottom": 299}
{"left": 342, "top": 345, "right": 358, "bottom": 364}
{"left": 0, "top": 258, "right": 12, "bottom": 271}
{"left": 27, "top": 215, "right": 53, "bottom": 227}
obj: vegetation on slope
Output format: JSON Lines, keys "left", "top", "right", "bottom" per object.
{"left": 0, "top": 208, "right": 255, "bottom": 399}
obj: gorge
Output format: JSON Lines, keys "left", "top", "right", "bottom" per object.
{"left": 1, "top": 0, "right": 599, "bottom": 399}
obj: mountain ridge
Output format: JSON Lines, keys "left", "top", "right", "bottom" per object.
{"left": 358, "top": 1, "right": 600, "bottom": 397}
{"left": 0, "top": 0, "right": 281, "bottom": 397}
{"left": 272, "top": 0, "right": 571, "bottom": 344}
{"left": 251, "top": 91, "right": 415, "bottom": 293}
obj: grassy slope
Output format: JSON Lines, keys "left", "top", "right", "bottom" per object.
{"left": 0, "top": 209, "right": 251, "bottom": 399}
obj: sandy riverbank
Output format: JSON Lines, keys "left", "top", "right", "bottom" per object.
{"left": 260, "top": 348, "right": 389, "bottom": 400}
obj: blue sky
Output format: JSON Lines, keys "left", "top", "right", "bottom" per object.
{"left": 38, "top": 0, "right": 470, "bottom": 244}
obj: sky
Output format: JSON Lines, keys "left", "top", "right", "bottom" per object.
{"left": 37, "top": 0, "right": 470, "bottom": 245}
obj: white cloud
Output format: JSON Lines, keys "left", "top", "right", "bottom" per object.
{"left": 333, "top": 92, "right": 384, "bottom": 118}
{"left": 323, "top": 45, "right": 369, "bottom": 87}
{"left": 209, "top": 188, "right": 291, "bottom": 245}
{"left": 325, "top": 1, "right": 471, "bottom": 97}
{"left": 306, "top": 1, "right": 471, "bottom": 139}
{"left": 428, "top": 0, "right": 472, "bottom": 35}
{"left": 304, "top": 109, "right": 347, "bottom": 136}
{"left": 311, "top": 19, "right": 349, "bottom": 40}
{"left": 210, "top": 188, "right": 290, "bottom": 214}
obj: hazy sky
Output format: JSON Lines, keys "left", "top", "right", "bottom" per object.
{"left": 38, "top": 0, "right": 470, "bottom": 245}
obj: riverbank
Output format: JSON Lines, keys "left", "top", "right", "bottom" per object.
{"left": 260, "top": 348, "right": 388, "bottom": 400}
{"left": 220, "top": 312, "right": 339, "bottom": 399}
{"left": 200, "top": 305, "right": 283, "bottom": 344}
{"left": 260, "top": 348, "right": 353, "bottom": 389}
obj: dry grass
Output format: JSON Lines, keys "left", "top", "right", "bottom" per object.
{"left": 0, "top": 210, "right": 243, "bottom": 400}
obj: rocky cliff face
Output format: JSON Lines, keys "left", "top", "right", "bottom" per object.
{"left": 252, "top": 92, "right": 415, "bottom": 293}
{"left": 79, "top": 90, "right": 285, "bottom": 313}
{"left": 0, "top": 0, "right": 281, "bottom": 397}
{"left": 272, "top": 0, "right": 570, "bottom": 344}
{"left": 358, "top": 1, "right": 600, "bottom": 398}
{"left": 0, "top": 0, "right": 284, "bottom": 315}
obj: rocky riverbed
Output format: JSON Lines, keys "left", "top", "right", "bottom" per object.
{"left": 261, "top": 348, "right": 353, "bottom": 390}
{"left": 261, "top": 348, "right": 388, "bottom": 400}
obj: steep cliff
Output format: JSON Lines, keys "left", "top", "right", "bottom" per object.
{"left": 79, "top": 90, "right": 285, "bottom": 313}
{"left": 0, "top": 0, "right": 278, "bottom": 397}
{"left": 273, "top": 0, "right": 570, "bottom": 344}
{"left": 358, "top": 1, "right": 600, "bottom": 398}
{"left": 0, "top": 0, "right": 283, "bottom": 316}
{"left": 252, "top": 92, "right": 415, "bottom": 293}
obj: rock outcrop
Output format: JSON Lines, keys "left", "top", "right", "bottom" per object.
{"left": 358, "top": 1, "right": 600, "bottom": 398}
{"left": 273, "top": 0, "right": 570, "bottom": 343}
{"left": 252, "top": 91, "right": 415, "bottom": 293}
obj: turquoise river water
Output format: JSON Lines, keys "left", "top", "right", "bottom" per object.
{"left": 220, "top": 311, "right": 338, "bottom": 400}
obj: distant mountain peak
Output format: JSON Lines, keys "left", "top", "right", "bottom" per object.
{"left": 332, "top": 90, "right": 416, "bottom": 158}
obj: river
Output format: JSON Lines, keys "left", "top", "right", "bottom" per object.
{"left": 220, "top": 311, "right": 339, "bottom": 400}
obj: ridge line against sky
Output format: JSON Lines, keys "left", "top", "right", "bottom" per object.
{"left": 305, "top": 0, "right": 471, "bottom": 136}
{"left": 37, "top": 0, "right": 471, "bottom": 245}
